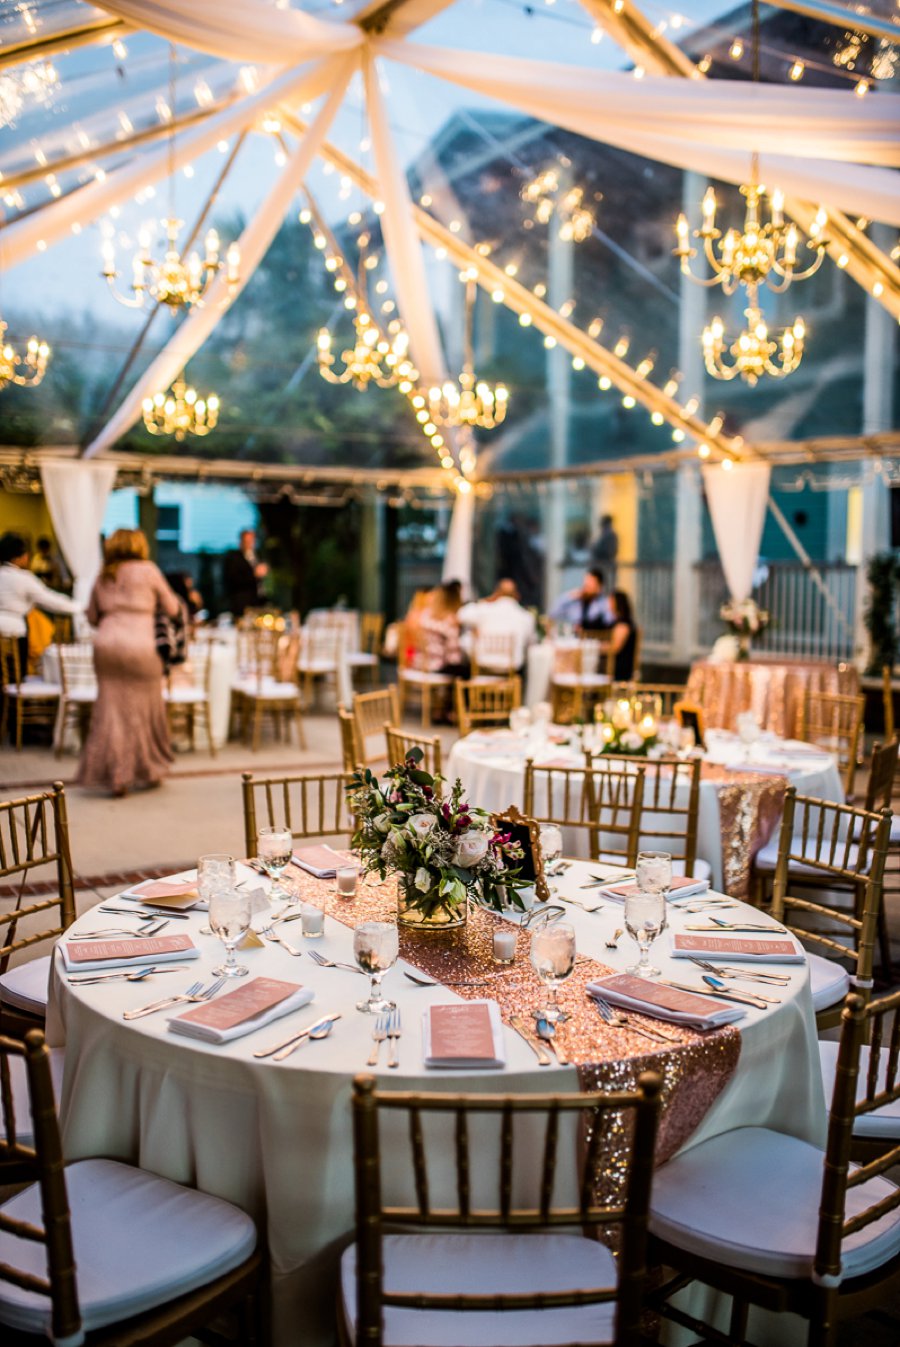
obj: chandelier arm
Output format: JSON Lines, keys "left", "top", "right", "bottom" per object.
{"left": 700, "top": 236, "right": 726, "bottom": 276}
{"left": 683, "top": 267, "right": 727, "bottom": 290}
{"left": 782, "top": 250, "right": 827, "bottom": 283}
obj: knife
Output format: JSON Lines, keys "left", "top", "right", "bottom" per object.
{"left": 684, "top": 923, "right": 788, "bottom": 933}
{"left": 100, "top": 905, "right": 191, "bottom": 920}
{"left": 252, "top": 1012, "right": 341, "bottom": 1059}
{"left": 661, "top": 979, "right": 770, "bottom": 1010}
{"left": 509, "top": 1014, "right": 551, "bottom": 1065}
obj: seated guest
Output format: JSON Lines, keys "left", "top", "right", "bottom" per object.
{"left": 549, "top": 567, "right": 613, "bottom": 633}
{"left": 608, "top": 589, "right": 638, "bottom": 681}
{"left": 459, "top": 578, "right": 536, "bottom": 671}
{"left": 0, "top": 531, "right": 82, "bottom": 677}
{"left": 417, "top": 581, "right": 468, "bottom": 679}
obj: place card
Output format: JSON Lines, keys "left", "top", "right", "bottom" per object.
{"left": 588, "top": 974, "right": 744, "bottom": 1031}
{"left": 169, "top": 977, "right": 315, "bottom": 1044}
{"left": 61, "top": 933, "right": 199, "bottom": 972}
{"left": 121, "top": 879, "right": 201, "bottom": 909}
{"left": 423, "top": 1001, "right": 505, "bottom": 1069}
{"left": 603, "top": 876, "right": 710, "bottom": 903}
{"left": 671, "top": 932, "right": 805, "bottom": 963}
{"left": 292, "top": 845, "right": 348, "bottom": 878}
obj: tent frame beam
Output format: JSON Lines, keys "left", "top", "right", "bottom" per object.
{"left": 0, "top": 16, "right": 133, "bottom": 71}
{"left": 765, "top": 0, "right": 900, "bottom": 46}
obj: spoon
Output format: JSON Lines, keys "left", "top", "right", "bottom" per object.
{"left": 534, "top": 1013, "right": 569, "bottom": 1065}
{"left": 605, "top": 927, "right": 624, "bottom": 950}
{"left": 702, "top": 973, "right": 781, "bottom": 1005}
{"left": 272, "top": 1015, "right": 339, "bottom": 1061}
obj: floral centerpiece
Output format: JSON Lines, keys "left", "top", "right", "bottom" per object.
{"left": 595, "top": 701, "right": 658, "bottom": 757}
{"left": 720, "top": 597, "right": 769, "bottom": 660}
{"left": 346, "top": 750, "right": 532, "bottom": 929}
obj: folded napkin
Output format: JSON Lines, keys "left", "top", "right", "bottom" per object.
{"left": 670, "top": 931, "right": 805, "bottom": 963}
{"left": 292, "top": 844, "right": 348, "bottom": 878}
{"left": 587, "top": 974, "right": 745, "bottom": 1031}
{"left": 169, "top": 977, "right": 314, "bottom": 1043}
{"left": 423, "top": 1000, "right": 506, "bottom": 1069}
{"left": 119, "top": 878, "right": 201, "bottom": 910}
{"left": 60, "top": 933, "right": 200, "bottom": 973}
{"left": 603, "top": 876, "right": 710, "bottom": 903}
{"left": 119, "top": 864, "right": 263, "bottom": 913}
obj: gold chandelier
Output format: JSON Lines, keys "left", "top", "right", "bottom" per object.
{"left": 0, "top": 319, "right": 50, "bottom": 391}
{"left": 521, "top": 168, "right": 595, "bottom": 243}
{"left": 142, "top": 374, "right": 219, "bottom": 440}
{"left": 702, "top": 301, "right": 805, "bottom": 385}
{"left": 102, "top": 47, "right": 240, "bottom": 311}
{"left": 317, "top": 310, "right": 418, "bottom": 391}
{"left": 427, "top": 277, "right": 509, "bottom": 430}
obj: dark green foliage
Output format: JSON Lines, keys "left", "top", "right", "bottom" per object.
{"left": 864, "top": 552, "right": 900, "bottom": 675}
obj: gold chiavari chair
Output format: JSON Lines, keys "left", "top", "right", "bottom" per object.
{"left": 0, "top": 634, "right": 60, "bottom": 751}
{"left": 818, "top": 984, "right": 900, "bottom": 1165}
{"left": 799, "top": 689, "right": 865, "bottom": 799}
{"left": 454, "top": 675, "right": 521, "bottom": 738}
{"left": 524, "top": 759, "right": 645, "bottom": 865}
{"left": 339, "top": 706, "right": 364, "bottom": 773}
{"left": 590, "top": 753, "right": 705, "bottom": 879}
{"left": 298, "top": 622, "right": 344, "bottom": 707}
{"left": 54, "top": 642, "right": 97, "bottom": 757}
{"left": 470, "top": 631, "right": 517, "bottom": 679}
{"left": 0, "top": 1029, "right": 264, "bottom": 1344}
{"left": 384, "top": 723, "right": 443, "bottom": 777}
{"left": 550, "top": 643, "right": 612, "bottom": 724}
{"left": 396, "top": 623, "right": 454, "bottom": 728}
{"left": 765, "top": 788, "right": 891, "bottom": 1030}
{"left": 352, "top": 685, "right": 400, "bottom": 765}
{"left": 648, "top": 992, "right": 900, "bottom": 1347}
{"left": 347, "top": 611, "right": 385, "bottom": 689}
{"left": 340, "top": 1070, "right": 663, "bottom": 1347}
{"left": 860, "top": 739, "right": 899, "bottom": 975}
{"left": 164, "top": 640, "right": 216, "bottom": 757}
{"left": 234, "top": 632, "right": 306, "bottom": 752}
{"left": 241, "top": 770, "right": 352, "bottom": 858}
{"left": 0, "top": 782, "right": 76, "bottom": 1036}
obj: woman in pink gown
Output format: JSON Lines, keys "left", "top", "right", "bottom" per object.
{"left": 78, "top": 529, "right": 181, "bottom": 796}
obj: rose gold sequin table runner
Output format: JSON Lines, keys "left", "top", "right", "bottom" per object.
{"left": 687, "top": 658, "right": 858, "bottom": 737}
{"left": 284, "top": 862, "right": 740, "bottom": 1166}
{"left": 701, "top": 763, "right": 789, "bottom": 900}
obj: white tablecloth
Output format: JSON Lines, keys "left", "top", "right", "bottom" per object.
{"left": 526, "top": 639, "right": 604, "bottom": 706}
{"left": 47, "top": 865, "right": 824, "bottom": 1347}
{"left": 447, "top": 728, "right": 844, "bottom": 891}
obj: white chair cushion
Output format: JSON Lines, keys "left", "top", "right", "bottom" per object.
{"left": 340, "top": 1232, "right": 617, "bottom": 1346}
{"left": 8, "top": 1046, "right": 65, "bottom": 1148}
{"left": 551, "top": 673, "right": 608, "bottom": 689}
{"left": 298, "top": 659, "right": 337, "bottom": 674}
{"left": 819, "top": 1041, "right": 900, "bottom": 1141}
{"left": 890, "top": 817, "right": 900, "bottom": 845}
{"left": 250, "top": 682, "right": 301, "bottom": 700}
{"left": 0, "top": 1158, "right": 257, "bottom": 1337}
{"left": 754, "top": 835, "right": 860, "bottom": 875}
{"left": 400, "top": 670, "right": 453, "bottom": 686}
{"left": 347, "top": 653, "right": 378, "bottom": 667}
{"left": 0, "top": 955, "right": 51, "bottom": 1016}
{"left": 4, "top": 681, "right": 60, "bottom": 698}
{"left": 164, "top": 685, "right": 208, "bottom": 703}
{"left": 64, "top": 686, "right": 97, "bottom": 703}
{"left": 649, "top": 1126, "right": 900, "bottom": 1281}
{"left": 808, "top": 953, "right": 851, "bottom": 1012}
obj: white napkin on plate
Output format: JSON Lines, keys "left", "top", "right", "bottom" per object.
{"left": 168, "top": 987, "right": 314, "bottom": 1043}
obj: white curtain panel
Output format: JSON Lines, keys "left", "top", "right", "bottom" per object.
{"left": 442, "top": 490, "right": 475, "bottom": 592}
{"left": 379, "top": 40, "right": 900, "bottom": 225}
{"left": 40, "top": 462, "right": 118, "bottom": 605}
{"left": 702, "top": 462, "right": 772, "bottom": 604}
{"left": 0, "top": 59, "right": 343, "bottom": 272}
{"left": 97, "top": 1, "right": 362, "bottom": 63}
{"left": 83, "top": 57, "right": 355, "bottom": 458}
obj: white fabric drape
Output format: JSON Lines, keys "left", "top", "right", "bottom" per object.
{"left": 379, "top": 40, "right": 900, "bottom": 225}
{"left": 97, "top": 1, "right": 362, "bottom": 63}
{"left": 0, "top": 59, "right": 342, "bottom": 272}
{"left": 702, "top": 462, "right": 771, "bottom": 604}
{"left": 40, "top": 462, "right": 118, "bottom": 606}
{"left": 83, "top": 58, "right": 355, "bottom": 458}
{"left": 442, "top": 491, "right": 474, "bottom": 591}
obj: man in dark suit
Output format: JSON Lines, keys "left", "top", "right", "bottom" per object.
{"left": 222, "top": 529, "right": 268, "bottom": 615}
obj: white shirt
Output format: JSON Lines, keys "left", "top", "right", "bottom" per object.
{"left": 458, "top": 596, "right": 536, "bottom": 669}
{"left": 0, "top": 563, "right": 82, "bottom": 638}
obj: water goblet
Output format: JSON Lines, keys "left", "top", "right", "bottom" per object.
{"left": 530, "top": 921, "right": 576, "bottom": 1023}
{"left": 623, "top": 890, "right": 667, "bottom": 979}
{"left": 257, "top": 826, "right": 293, "bottom": 905}
{"left": 353, "top": 921, "right": 399, "bottom": 1013}
{"left": 197, "top": 853, "right": 235, "bottom": 936}
{"left": 539, "top": 824, "right": 563, "bottom": 895}
{"left": 509, "top": 706, "right": 532, "bottom": 737}
{"left": 635, "top": 850, "right": 672, "bottom": 898}
{"left": 208, "top": 886, "right": 252, "bottom": 978}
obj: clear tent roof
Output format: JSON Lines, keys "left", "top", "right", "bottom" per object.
{"left": 0, "top": 0, "right": 897, "bottom": 483}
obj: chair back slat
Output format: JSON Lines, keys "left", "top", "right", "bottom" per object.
{"left": 525, "top": 760, "right": 645, "bottom": 865}
{"left": 539, "top": 1103, "right": 559, "bottom": 1225}
{"left": 499, "top": 1102, "right": 513, "bottom": 1222}
{"left": 455, "top": 1110, "right": 471, "bottom": 1219}
{"left": 408, "top": 1106, "right": 429, "bottom": 1217}
{"left": 455, "top": 676, "right": 522, "bottom": 738}
{"left": 352, "top": 686, "right": 400, "bottom": 764}
{"left": 384, "top": 724, "right": 443, "bottom": 778}
{"left": 864, "top": 739, "right": 899, "bottom": 814}
{"left": 471, "top": 632, "right": 517, "bottom": 678}
{"left": 800, "top": 690, "right": 865, "bottom": 797}
{"left": 591, "top": 754, "right": 701, "bottom": 876}
{"left": 338, "top": 707, "right": 363, "bottom": 772}
{"left": 0, "top": 784, "right": 76, "bottom": 972}
{"left": 241, "top": 771, "right": 351, "bottom": 857}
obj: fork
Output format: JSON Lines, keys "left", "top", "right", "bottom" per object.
{"left": 592, "top": 995, "right": 680, "bottom": 1044}
{"left": 386, "top": 1007, "right": 402, "bottom": 1068}
{"left": 259, "top": 923, "right": 303, "bottom": 957}
{"left": 403, "top": 969, "right": 509, "bottom": 988}
{"left": 123, "top": 976, "right": 225, "bottom": 1020}
{"left": 367, "top": 1011, "right": 390, "bottom": 1066}
{"left": 67, "top": 965, "right": 191, "bottom": 985}
{"left": 307, "top": 950, "right": 364, "bottom": 974}
{"left": 69, "top": 922, "right": 168, "bottom": 940}
{"left": 686, "top": 955, "right": 791, "bottom": 986}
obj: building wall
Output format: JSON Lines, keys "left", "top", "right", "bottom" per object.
{"left": 0, "top": 488, "right": 54, "bottom": 553}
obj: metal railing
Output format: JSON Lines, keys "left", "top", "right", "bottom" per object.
{"left": 616, "top": 561, "right": 674, "bottom": 652}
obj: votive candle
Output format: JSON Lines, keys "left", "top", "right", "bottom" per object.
{"left": 300, "top": 904, "right": 324, "bottom": 938}
{"left": 493, "top": 929, "right": 517, "bottom": 964}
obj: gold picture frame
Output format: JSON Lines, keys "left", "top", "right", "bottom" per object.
{"left": 490, "top": 804, "right": 552, "bottom": 904}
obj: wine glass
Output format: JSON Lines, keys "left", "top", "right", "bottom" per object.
{"left": 635, "top": 850, "right": 672, "bottom": 898}
{"left": 197, "top": 853, "right": 235, "bottom": 937}
{"left": 257, "top": 826, "right": 293, "bottom": 905}
{"left": 530, "top": 921, "right": 576, "bottom": 1023}
{"left": 353, "top": 921, "right": 399, "bottom": 1013}
{"left": 623, "top": 890, "right": 667, "bottom": 979}
{"left": 208, "top": 886, "right": 252, "bottom": 978}
{"left": 509, "top": 706, "right": 532, "bottom": 737}
{"left": 539, "top": 824, "right": 563, "bottom": 895}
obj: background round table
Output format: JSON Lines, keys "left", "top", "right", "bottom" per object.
{"left": 687, "top": 658, "right": 860, "bottom": 737}
{"left": 48, "top": 862, "right": 824, "bottom": 1347}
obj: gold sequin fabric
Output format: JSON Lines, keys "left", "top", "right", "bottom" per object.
{"left": 283, "top": 862, "right": 741, "bottom": 1160}
{"left": 702, "top": 763, "right": 789, "bottom": 899}
{"left": 687, "top": 659, "right": 858, "bottom": 737}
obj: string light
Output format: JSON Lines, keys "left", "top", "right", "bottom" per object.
{"left": 789, "top": 60, "right": 805, "bottom": 82}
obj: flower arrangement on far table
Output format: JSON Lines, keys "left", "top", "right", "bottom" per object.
{"left": 720, "top": 597, "right": 769, "bottom": 660}
{"left": 346, "top": 750, "right": 532, "bottom": 929}
{"left": 595, "top": 697, "right": 658, "bottom": 757}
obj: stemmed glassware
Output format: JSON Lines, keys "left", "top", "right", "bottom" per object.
{"left": 257, "top": 826, "right": 293, "bottom": 905}
{"left": 624, "top": 850, "right": 672, "bottom": 979}
{"left": 530, "top": 921, "right": 576, "bottom": 1023}
{"left": 353, "top": 921, "right": 399, "bottom": 1013}
{"left": 197, "top": 853, "right": 235, "bottom": 936}
{"left": 208, "top": 886, "right": 252, "bottom": 978}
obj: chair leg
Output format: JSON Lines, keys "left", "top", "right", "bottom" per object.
{"left": 296, "top": 705, "right": 307, "bottom": 750}
{"left": 16, "top": 701, "right": 23, "bottom": 751}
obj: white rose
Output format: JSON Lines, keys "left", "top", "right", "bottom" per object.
{"left": 373, "top": 813, "right": 392, "bottom": 834}
{"left": 452, "top": 832, "right": 490, "bottom": 868}
{"left": 414, "top": 866, "right": 434, "bottom": 893}
{"left": 621, "top": 730, "right": 644, "bottom": 752}
{"left": 407, "top": 813, "right": 436, "bottom": 841}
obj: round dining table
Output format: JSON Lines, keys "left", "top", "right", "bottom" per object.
{"left": 47, "top": 859, "right": 825, "bottom": 1347}
{"left": 447, "top": 727, "right": 843, "bottom": 896}
{"left": 686, "top": 658, "right": 859, "bottom": 737}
